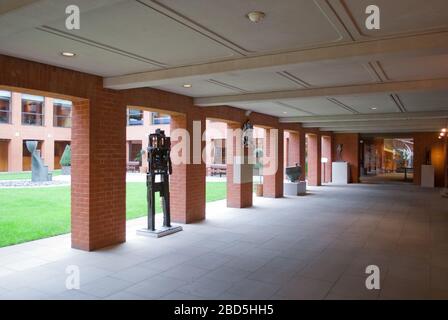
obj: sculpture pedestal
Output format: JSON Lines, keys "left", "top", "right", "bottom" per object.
{"left": 137, "top": 226, "right": 183, "bottom": 238}
{"left": 332, "top": 162, "right": 350, "bottom": 184}
{"left": 284, "top": 181, "right": 306, "bottom": 196}
{"left": 421, "top": 165, "right": 435, "bottom": 188}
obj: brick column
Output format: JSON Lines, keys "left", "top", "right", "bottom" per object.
{"left": 288, "top": 130, "right": 306, "bottom": 181}
{"left": 170, "top": 108, "right": 206, "bottom": 223}
{"left": 8, "top": 93, "right": 22, "bottom": 172}
{"left": 307, "top": 133, "right": 322, "bottom": 186}
{"left": 8, "top": 136, "right": 22, "bottom": 172}
{"left": 263, "top": 127, "right": 284, "bottom": 198}
{"left": 226, "top": 122, "right": 253, "bottom": 208}
{"left": 71, "top": 89, "right": 127, "bottom": 251}
{"left": 44, "top": 97, "right": 54, "bottom": 170}
{"left": 321, "top": 135, "right": 332, "bottom": 183}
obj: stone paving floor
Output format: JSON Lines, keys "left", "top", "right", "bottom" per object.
{"left": 0, "top": 183, "right": 448, "bottom": 300}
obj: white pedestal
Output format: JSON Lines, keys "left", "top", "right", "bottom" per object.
{"left": 233, "top": 156, "right": 253, "bottom": 184}
{"left": 284, "top": 181, "right": 307, "bottom": 196}
{"left": 421, "top": 165, "right": 435, "bottom": 188}
{"left": 332, "top": 162, "right": 350, "bottom": 184}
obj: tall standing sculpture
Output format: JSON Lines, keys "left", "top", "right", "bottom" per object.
{"left": 26, "top": 141, "right": 51, "bottom": 182}
{"left": 137, "top": 129, "right": 182, "bottom": 238}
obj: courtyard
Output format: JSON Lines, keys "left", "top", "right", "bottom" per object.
{"left": 0, "top": 183, "right": 447, "bottom": 300}
{"left": 0, "top": 173, "right": 226, "bottom": 248}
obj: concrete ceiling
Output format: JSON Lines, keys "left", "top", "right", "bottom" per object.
{"left": 1, "top": 0, "right": 448, "bottom": 133}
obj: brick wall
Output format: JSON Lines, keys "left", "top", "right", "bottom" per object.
{"left": 263, "top": 127, "right": 284, "bottom": 198}
{"left": 413, "top": 132, "right": 446, "bottom": 187}
{"left": 332, "top": 133, "right": 360, "bottom": 183}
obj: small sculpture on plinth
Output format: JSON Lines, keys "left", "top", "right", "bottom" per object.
{"left": 137, "top": 129, "right": 182, "bottom": 238}
{"left": 284, "top": 163, "right": 306, "bottom": 196}
{"left": 26, "top": 141, "right": 51, "bottom": 182}
{"left": 285, "top": 163, "right": 302, "bottom": 183}
{"left": 336, "top": 144, "right": 344, "bottom": 162}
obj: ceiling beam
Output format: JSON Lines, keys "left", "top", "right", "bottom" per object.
{"left": 327, "top": 127, "right": 440, "bottom": 133}
{"left": 104, "top": 32, "right": 448, "bottom": 90}
{"left": 302, "top": 119, "right": 447, "bottom": 128}
{"left": 194, "top": 78, "right": 448, "bottom": 106}
{"left": 280, "top": 111, "right": 448, "bottom": 123}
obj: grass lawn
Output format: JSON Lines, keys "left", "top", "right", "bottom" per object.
{"left": 0, "top": 170, "right": 62, "bottom": 181}
{"left": 0, "top": 182, "right": 226, "bottom": 248}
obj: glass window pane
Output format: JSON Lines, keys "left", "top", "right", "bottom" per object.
{"left": 53, "top": 102, "right": 72, "bottom": 128}
{"left": 128, "top": 109, "right": 143, "bottom": 126}
{"left": 22, "top": 97, "right": 44, "bottom": 126}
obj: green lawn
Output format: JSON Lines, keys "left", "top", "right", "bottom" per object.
{"left": 0, "top": 170, "right": 62, "bottom": 181}
{"left": 0, "top": 182, "right": 226, "bottom": 248}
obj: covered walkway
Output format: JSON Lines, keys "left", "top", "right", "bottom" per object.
{"left": 1, "top": 184, "right": 447, "bottom": 300}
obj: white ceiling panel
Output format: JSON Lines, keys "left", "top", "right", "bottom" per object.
{"left": 211, "top": 70, "right": 304, "bottom": 93}
{"left": 155, "top": 0, "right": 351, "bottom": 54}
{"left": 45, "top": 0, "right": 238, "bottom": 67}
{"left": 337, "top": 0, "right": 448, "bottom": 39}
{"left": 231, "top": 101, "right": 312, "bottom": 117}
{"left": 286, "top": 62, "right": 378, "bottom": 87}
{"left": 153, "top": 80, "right": 242, "bottom": 97}
{"left": 379, "top": 55, "right": 448, "bottom": 81}
{"left": 398, "top": 91, "right": 448, "bottom": 112}
{"left": 335, "top": 94, "right": 400, "bottom": 114}
{"left": 282, "top": 98, "right": 353, "bottom": 115}
{"left": 0, "top": 28, "right": 160, "bottom": 77}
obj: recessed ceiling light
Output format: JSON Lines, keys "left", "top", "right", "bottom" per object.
{"left": 61, "top": 52, "right": 76, "bottom": 57}
{"left": 246, "top": 11, "right": 266, "bottom": 23}
{"left": 183, "top": 84, "right": 192, "bottom": 88}
{"left": 371, "top": 107, "right": 377, "bottom": 110}
{"left": 282, "top": 111, "right": 288, "bottom": 114}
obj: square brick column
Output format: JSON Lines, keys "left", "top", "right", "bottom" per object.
{"left": 287, "top": 130, "right": 306, "bottom": 181}
{"left": 170, "top": 109, "right": 206, "bottom": 223}
{"left": 307, "top": 133, "right": 322, "bottom": 186}
{"left": 71, "top": 90, "right": 127, "bottom": 251}
{"left": 263, "top": 127, "right": 284, "bottom": 198}
{"left": 226, "top": 122, "right": 253, "bottom": 208}
{"left": 321, "top": 135, "right": 332, "bottom": 183}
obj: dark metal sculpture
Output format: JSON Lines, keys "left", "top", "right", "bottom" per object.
{"left": 138, "top": 129, "right": 182, "bottom": 237}
{"left": 242, "top": 120, "right": 253, "bottom": 147}
{"left": 147, "top": 129, "right": 172, "bottom": 231}
{"left": 285, "top": 163, "right": 303, "bottom": 183}
{"left": 26, "top": 140, "right": 51, "bottom": 182}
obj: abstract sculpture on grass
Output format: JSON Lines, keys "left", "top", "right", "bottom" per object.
{"left": 26, "top": 140, "right": 51, "bottom": 182}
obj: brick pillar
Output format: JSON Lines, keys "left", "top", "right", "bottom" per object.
{"left": 307, "top": 133, "right": 322, "bottom": 186}
{"left": 8, "top": 136, "right": 22, "bottom": 172}
{"left": 263, "top": 127, "right": 284, "bottom": 198}
{"left": 226, "top": 122, "right": 253, "bottom": 208}
{"left": 290, "top": 130, "right": 307, "bottom": 181}
{"left": 71, "top": 90, "right": 127, "bottom": 251}
{"left": 9, "top": 93, "right": 22, "bottom": 172}
{"left": 170, "top": 108, "right": 206, "bottom": 223}
{"left": 321, "top": 135, "right": 332, "bottom": 183}
{"left": 44, "top": 97, "right": 54, "bottom": 170}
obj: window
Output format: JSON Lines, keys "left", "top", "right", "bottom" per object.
{"left": 213, "top": 139, "right": 226, "bottom": 164}
{"left": 152, "top": 112, "right": 170, "bottom": 125}
{"left": 0, "top": 91, "right": 11, "bottom": 124}
{"left": 53, "top": 99, "right": 72, "bottom": 128}
{"left": 128, "top": 109, "right": 143, "bottom": 126}
{"left": 22, "top": 94, "right": 44, "bottom": 126}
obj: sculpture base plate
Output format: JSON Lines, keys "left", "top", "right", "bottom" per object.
{"left": 137, "top": 226, "right": 183, "bottom": 238}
